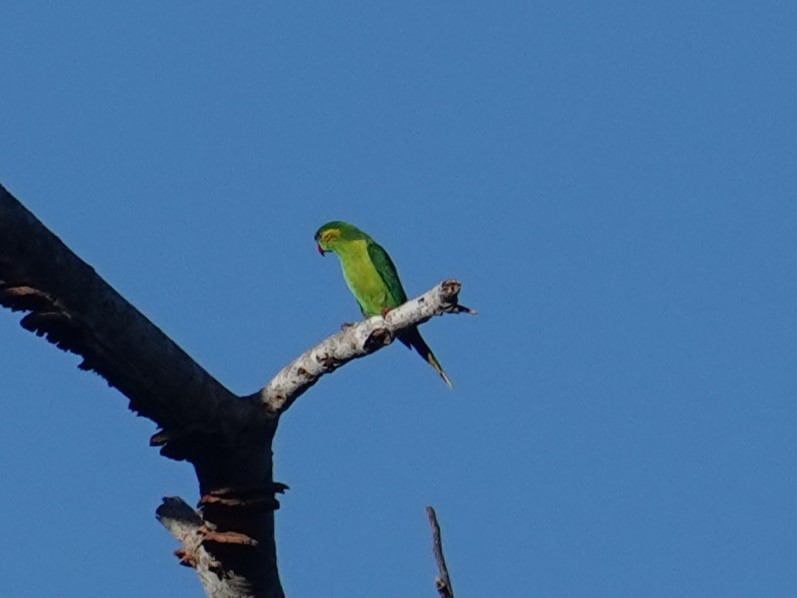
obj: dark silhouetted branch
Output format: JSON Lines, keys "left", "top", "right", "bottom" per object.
{"left": 426, "top": 506, "right": 455, "bottom": 598}
{"left": 0, "top": 184, "right": 283, "bottom": 598}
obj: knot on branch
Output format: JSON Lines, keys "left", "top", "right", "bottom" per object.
{"left": 363, "top": 327, "right": 392, "bottom": 352}
{"left": 317, "top": 351, "right": 344, "bottom": 372}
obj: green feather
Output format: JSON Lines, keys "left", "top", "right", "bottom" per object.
{"left": 366, "top": 241, "right": 407, "bottom": 306}
{"left": 315, "top": 221, "right": 452, "bottom": 388}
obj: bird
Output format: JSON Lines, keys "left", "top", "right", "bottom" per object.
{"left": 314, "top": 220, "right": 452, "bottom": 388}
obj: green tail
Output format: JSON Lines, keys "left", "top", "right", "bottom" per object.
{"left": 398, "top": 326, "right": 453, "bottom": 389}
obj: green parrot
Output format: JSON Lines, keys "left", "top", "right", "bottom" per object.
{"left": 315, "top": 221, "right": 452, "bottom": 388}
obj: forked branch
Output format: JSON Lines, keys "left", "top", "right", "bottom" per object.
{"left": 0, "top": 182, "right": 469, "bottom": 598}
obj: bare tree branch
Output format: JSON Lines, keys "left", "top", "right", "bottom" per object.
{"left": 253, "top": 280, "right": 474, "bottom": 414}
{"left": 1, "top": 182, "right": 471, "bottom": 598}
{"left": 426, "top": 506, "right": 455, "bottom": 598}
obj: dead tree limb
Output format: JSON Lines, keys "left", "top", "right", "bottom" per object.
{"left": 0, "top": 182, "right": 471, "bottom": 597}
{"left": 0, "top": 183, "right": 283, "bottom": 598}
{"left": 254, "top": 280, "right": 474, "bottom": 414}
{"left": 426, "top": 506, "right": 455, "bottom": 598}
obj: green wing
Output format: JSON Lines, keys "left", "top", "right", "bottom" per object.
{"left": 367, "top": 240, "right": 408, "bottom": 306}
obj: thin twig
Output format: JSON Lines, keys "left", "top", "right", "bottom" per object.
{"left": 426, "top": 506, "right": 455, "bottom": 598}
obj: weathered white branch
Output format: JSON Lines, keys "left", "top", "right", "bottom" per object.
{"left": 255, "top": 279, "right": 474, "bottom": 414}
{"left": 157, "top": 497, "right": 262, "bottom": 598}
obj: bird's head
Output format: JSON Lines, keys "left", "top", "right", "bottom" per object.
{"left": 314, "top": 221, "right": 366, "bottom": 256}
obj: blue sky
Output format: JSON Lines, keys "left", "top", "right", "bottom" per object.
{"left": 1, "top": 2, "right": 796, "bottom": 596}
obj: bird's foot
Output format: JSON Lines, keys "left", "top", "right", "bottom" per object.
{"left": 380, "top": 307, "right": 394, "bottom": 318}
